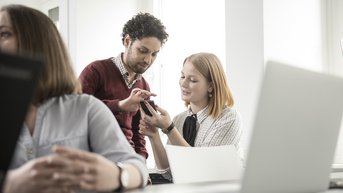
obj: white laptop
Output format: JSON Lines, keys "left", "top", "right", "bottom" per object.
{"left": 239, "top": 61, "right": 343, "bottom": 193}
{"left": 166, "top": 145, "right": 244, "bottom": 184}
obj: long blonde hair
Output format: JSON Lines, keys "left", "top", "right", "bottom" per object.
{"left": 183, "top": 52, "right": 234, "bottom": 118}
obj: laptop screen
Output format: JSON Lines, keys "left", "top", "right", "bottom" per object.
{"left": 241, "top": 61, "right": 343, "bottom": 193}
{"left": 0, "top": 52, "right": 42, "bottom": 190}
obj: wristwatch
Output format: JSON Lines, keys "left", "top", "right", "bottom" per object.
{"left": 116, "top": 162, "right": 129, "bottom": 191}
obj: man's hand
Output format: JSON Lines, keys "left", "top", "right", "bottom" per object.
{"left": 118, "top": 88, "right": 156, "bottom": 112}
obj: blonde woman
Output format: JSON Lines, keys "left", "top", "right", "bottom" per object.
{"left": 139, "top": 52, "right": 243, "bottom": 180}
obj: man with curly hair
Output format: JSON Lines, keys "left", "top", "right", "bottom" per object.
{"left": 79, "top": 13, "right": 168, "bottom": 159}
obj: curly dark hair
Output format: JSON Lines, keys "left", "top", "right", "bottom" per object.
{"left": 121, "top": 12, "right": 168, "bottom": 46}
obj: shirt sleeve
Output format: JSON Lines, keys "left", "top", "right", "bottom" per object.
{"left": 204, "top": 108, "right": 242, "bottom": 147}
{"left": 86, "top": 95, "right": 149, "bottom": 186}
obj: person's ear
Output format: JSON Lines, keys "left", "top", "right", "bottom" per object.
{"left": 124, "top": 34, "right": 131, "bottom": 47}
{"left": 207, "top": 82, "right": 214, "bottom": 93}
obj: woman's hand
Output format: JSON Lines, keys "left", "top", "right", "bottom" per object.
{"left": 139, "top": 101, "right": 172, "bottom": 131}
{"left": 139, "top": 118, "right": 159, "bottom": 138}
{"left": 4, "top": 155, "right": 80, "bottom": 193}
{"left": 52, "top": 146, "right": 120, "bottom": 192}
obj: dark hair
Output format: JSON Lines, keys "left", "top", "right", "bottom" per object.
{"left": 1, "top": 4, "right": 80, "bottom": 105}
{"left": 121, "top": 12, "right": 168, "bottom": 45}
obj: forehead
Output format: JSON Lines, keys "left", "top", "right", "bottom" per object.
{"left": 182, "top": 61, "right": 203, "bottom": 77}
{"left": 132, "top": 37, "right": 161, "bottom": 53}
{"left": 0, "top": 11, "right": 11, "bottom": 27}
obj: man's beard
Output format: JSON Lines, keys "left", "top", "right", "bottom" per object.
{"left": 128, "top": 61, "right": 147, "bottom": 74}
{"left": 126, "top": 49, "right": 148, "bottom": 74}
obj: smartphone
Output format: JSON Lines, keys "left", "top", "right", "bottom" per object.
{"left": 140, "top": 100, "right": 156, "bottom": 116}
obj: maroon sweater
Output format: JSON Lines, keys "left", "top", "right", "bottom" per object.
{"left": 79, "top": 58, "right": 150, "bottom": 158}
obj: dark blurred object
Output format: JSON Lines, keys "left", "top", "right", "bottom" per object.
{"left": 329, "top": 179, "right": 343, "bottom": 189}
{"left": 149, "top": 173, "right": 172, "bottom": 185}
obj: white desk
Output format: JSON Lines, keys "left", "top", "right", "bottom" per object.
{"left": 127, "top": 180, "right": 343, "bottom": 193}
{"left": 127, "top": 181, "right": 240, "bottom": 193}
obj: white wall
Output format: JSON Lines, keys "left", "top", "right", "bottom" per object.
{"left": 264, "top": 0, "right": 324, "bottom": 71}
{"left": 72, "top": 0, "right": 153, "bottom": 75}
{"left": 326, "top": 0, "right": 343, "bottom": 164}
{"left": 326, "top": 0, "right": 343, "bottom": 76}
{"left": 226, "top": 0, "right": 264, "bottom": 158}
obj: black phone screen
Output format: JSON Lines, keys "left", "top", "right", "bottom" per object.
{"left": 140, "top": 100, "right": 156, "bottom": 116}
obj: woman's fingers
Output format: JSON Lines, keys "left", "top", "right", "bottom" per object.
{"left": 143, "top": 101, "right": 157, "bottom": 116}
{"left": 53, "top": 146, "right": 98, "bottom": 163}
